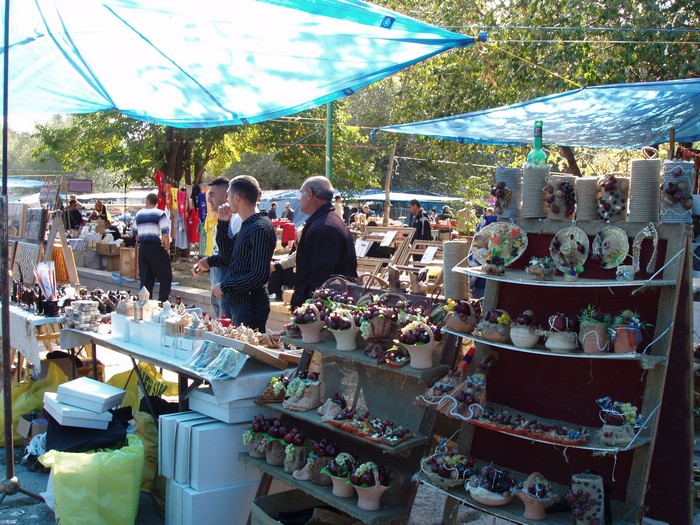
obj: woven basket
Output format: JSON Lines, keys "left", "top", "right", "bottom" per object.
{"left": 521, "top": 166, "right": 549, "bottom": 218}
{"left": 419, "top": 456, "right": 466, "bottom": 489}
{"left": 660, "top": 160, "right": 694, "bottom": 224}
{"left": 574, "top": 177, "right": 599, "bottom": 221}
{"left": 628, "top": 158, "right": 661, "bottom": 223}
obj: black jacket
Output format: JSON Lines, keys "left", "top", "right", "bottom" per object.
{"left": 291, "top": 203, "right": 357, "bottom": 307}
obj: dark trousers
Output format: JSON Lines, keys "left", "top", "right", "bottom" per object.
{"left": 268, "top": 268, "right": 296, "bottom": 297}
{"left": 138, "top": 243, "right": 172, "bottom": 302}
{"left": 227, "top": 292, "right": 270, "bottom": 332}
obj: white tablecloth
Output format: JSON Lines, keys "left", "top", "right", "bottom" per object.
{"left": 0, "top": 304, "right": 63, "bottom": 373}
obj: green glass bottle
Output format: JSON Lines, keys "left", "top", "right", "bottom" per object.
{"left": 526, "top": 120, "right": 548, "bottom": 167}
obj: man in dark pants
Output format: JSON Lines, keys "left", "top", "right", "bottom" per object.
{"left": 291, "top": 176, "right": 357, "bottom": 308}
{"left": 408, "top": 199, "right": 433, "bottom": 242}
{"left": 133, "top": 193, "right": 172, "bottom": 301}
{"left": 211, "top": 176, "right": 276, "bottom": 331}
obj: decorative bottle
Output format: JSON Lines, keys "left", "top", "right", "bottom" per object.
{"left": 526, "top": 120, "right": 548, "bottom": 167}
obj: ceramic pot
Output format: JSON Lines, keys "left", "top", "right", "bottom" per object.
{"left": 248, "top": 433, "right": 266, "bottom": 459}
{"left": 283, "top": 445, "right": 308, "bottom": 474}
{"left": 468, "top": 486, "right": 513, "bottom": 507}
{"left": 526, "top": 265, "right": 555, "bottom": 281}
{"left": 329, "top": 310, "right": 359, "bottom": 351}
{"left": 298, "top": 321, "right": 323, "bottom": 344}
{"left": 367, "top": 316, "right": 395, "bottom": 340}
{"left": 405, "top": 341, "right": 435, "bottom": 369}
{"left": 579, "top": 322, "right": 609, "bottom": 354}
{"left": 310, "top": 456, "right": 333, "bottom": 486}
{"left": 509, "top": 325, "right": 540, "bottom": 349}
{"left": 544, "top": 331, "right": 577, "bottom": 353}
{"left": 330, "top": 475, "right": 355, "bottom": 498}
{"left": 354, "top": 483, "right": 390, "bottom": 511}
{"left": 445, "top": 312, "right": 477, "bottom": 334}
{"left": 265, "top": 439, "right": 286, "bottom": 467}
{"left": 570, "top": 473, "right": 604, "bottom": 525}
{"left": 479, "top": 322, "right": 510, "bottom": 343}
{"left": 611, "top": 325, "right": 642, "bottom": 353}
{"left": 515, "top": 472, "right": 557, "bottom": 520}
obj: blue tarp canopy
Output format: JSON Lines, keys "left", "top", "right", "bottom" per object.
{"left": 3, "top": 0, "right": 480, "bottom": 128}
{"left": 379, "top": 78, "right": 700, "bottom": 149}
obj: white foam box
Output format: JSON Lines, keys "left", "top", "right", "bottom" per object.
{"left": 56, "top": 376, "right": 125, "bottom": 413}
{"left": 208, "top": 363, "right": 297, "bottom": 404}
{"left": 166, "top": 479, "right": 291, "bottom": 525}
{"left": 158, "top": 412, "right": 213, "bottom": 480}
{"left": 141, "top": 321, "right": 163, "bottom": 351}
{"left": 111, "top": 313, "right": 128, "bottom": 341}
{"left": 43, "top": 392, "right": 113, "bottom": 430}
{"left": 175, "top": 338, "right": 200, "bottom": 361}
{"left": 189, "top": 420, "right": 261, "bottom": 490}
{"left": 126, "top": 319, "right": 144, "bottom": 347}
{"left": 189, "top": 388, "right": 276, "bottom": 424}
{"left": 162, "top": 334, "right": 181, "bottom": 355}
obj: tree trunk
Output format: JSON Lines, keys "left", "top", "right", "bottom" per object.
{"left": 383, "top": 143, "right": 396, "bottom": 226}
{"left": 559, "top": 146, "right": 581, "bottom": 176}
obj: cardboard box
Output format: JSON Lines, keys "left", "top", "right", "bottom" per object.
{"left": 95, "top": 242, "right": 118, "bottom": 256}
{"left": 166, "top": 480, "right": 260, "bottom": 525}
{"left": 99, "top": 254, "right": 120, "bottom": 271}
{"left": 159, "top": 412, "right": 213, "bottom": 480}
{"left": 56, "top": 376, "right": 125, "bottom": 413}
{"left": 43, "top": 392, "right": 113, "bottom": 430}
{"left": 83, "top": 250, "right": 101, "bottom": 270}
{"left": 189, "top": 421, "right": 261, "bottom": 490}
{"left": 189, "top": 388, "right": 275, "bottom": 424}
{"left": 17, "top": 413, "right": 48, "bottom": 443}
{"left": 72, "top": 250, "right": 85, "bottom": 267}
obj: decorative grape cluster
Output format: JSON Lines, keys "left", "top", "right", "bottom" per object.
{"left": 661, "top": 167, "right": 693, "bottom": 210}
{"left": 349, "top": 462, "right": 390, "bottom": 487}
{"left": 548, "top": 312, "right": 577, "bottom": 332}
{"left": 514, "top": 310, "right": 536, "bottom": 327}
{"left": 472, "top": 464, "right": 516, "bottom": 496}
{"left": 453, "top": 373, "right": 485, "bottom": 405}
{"left": 282, "top": 426, "right": 306, "bottom": 446}
{"left": 291, "top": 301, "right": 326, "bottom": 325}
{"left": 398, "top": 319, "right": 438, "bottom": 345}
{"left": 484, "top": 309, "right": 510, "bottom": 326}
{"left": 445, "top": 298, "right": 480, "bottom": 321}
{"left": 325, "top": 309, "right": 354, "bottom": 330}
{"left": 597, "top": 174, "right": 628, "bottom": 220}
{"left": 426, "top": 449, "right": 476, "bottom": 480}
{"left": 519, "top": 474, "right": 554, "bottom": 499}
{"left": 490, "top": 181, "right": 512, "bottom": 215}
{"left": 545, "top": 179, "right": 576, "bottom": 218}
{"left": 310, "top": 437, "right": 338, "bottom": 457}
{"left": 597, "top": 396, "right": 641, "bottom": 427}
{"left": 325, "top": 452, "right": 357, "bottom": 478}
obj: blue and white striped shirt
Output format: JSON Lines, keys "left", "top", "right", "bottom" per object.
{"left": 133, "top": 207, "right": 170, "bottom": 244}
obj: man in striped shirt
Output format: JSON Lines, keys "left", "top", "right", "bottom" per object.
{"left": 210, "top": 176, "right": 276, "bottom": 331}
{"left": 133, "top": 193, "right": 172, "bottom": 301}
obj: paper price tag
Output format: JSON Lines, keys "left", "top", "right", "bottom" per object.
{"left": 380, "top": 230, "right": 397, "bottom": 247}
{"left": 355, "top": 239, "right": 373, "bottom": 257}
{"left": 420, "top": 245, "right": 438, "bottom": 264}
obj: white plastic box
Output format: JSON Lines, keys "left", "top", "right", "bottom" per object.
{"left": 111, "top": 313, "right": 128, "bottom": 341}
{"left": 56, "top": 376, "right": 125, "bottom": 413}
{"left": 166, "top": 479, "right": 259, "bottom": 525}
{"left": 189, "top": 388, "right": 276, "bottom": 424}
{"left": 43, "top": 392, "right": 113, "bottom": 430}
{"left": 158, "top": 412, "right": 213, "bottom": 480}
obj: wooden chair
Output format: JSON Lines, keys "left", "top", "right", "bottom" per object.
{"left": 358, "top": 226, "right": 415, "bottom": 279}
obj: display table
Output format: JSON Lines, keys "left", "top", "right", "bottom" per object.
{"left": 0, "top": 304, "right": 64, "bottom": 374}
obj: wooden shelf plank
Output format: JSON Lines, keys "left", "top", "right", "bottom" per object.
{"left": 281, "top": 336, "right": 450, "bottom": 382}
{"left": 240, "top": 454, "right": 408, "bottom": 525}
{"left": 436, "top": 400, "right": 652, "bottom": 453}
{"left": 452, "top": 266, "right": 676, "bottom": 289}
{"left": 259, "top": 401, "right": 429, "bottom": 455}
{"left": 442, "top": 328, "right": 666, "bottom": 369}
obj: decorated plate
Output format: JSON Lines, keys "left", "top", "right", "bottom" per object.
{"left": 549, "top": 226, "right": 589, "bottom": 275}
{"left": 592, "top": 226, "right": 629, "bottom": 269}
{"left": 470, "top": 222, "right": 528, "bottom": 266}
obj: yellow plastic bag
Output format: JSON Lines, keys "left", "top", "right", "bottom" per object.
{"left": 0, "top": 362, "right": 68, "bottom": 446}
{"left": 105, "top": 369, "right": 140, "bottom": 415}
{"left": 106, "top": 364, "right": 177, "bottom": 414}
{"left": 41, "top": 434, "right": 145, "bottom": 525}
{"left": 133, "top": 411, "right": 158, "bottom": 493}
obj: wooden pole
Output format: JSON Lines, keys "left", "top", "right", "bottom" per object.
{"left": 669, "top": 128, "right": 675, "bottom": 160}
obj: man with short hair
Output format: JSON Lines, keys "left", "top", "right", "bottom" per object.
{"left": 65, "top": 200, "right": 85, "bottom": 230}
{"left": 408, "top": 199, "right": 432, "bottom": 241}
{"left": 210, "top": 176, "right": 276, "bottom": 331}
{"left": 333, "top": 195, "right": 344, "bottom": 219}
{"left": 191, "top": 177, "right": 241, "bottom": 318}
{"left": 133, "top": 193, "right": 172, "bottom": 301}
{"left": 291, "top": 176, "right": 357, "bottom": 307}
{"left": 268, "top": 202, "right": 278, "bottom": 220}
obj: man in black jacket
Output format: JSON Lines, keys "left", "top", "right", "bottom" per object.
{"left": 408, "top": 198, "right": 433, "bottom": 241}
{"left": 291, "top": 176, "right": 357, "bottom": 307}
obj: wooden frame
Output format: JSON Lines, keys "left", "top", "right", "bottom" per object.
{"left": 359, "top": 226, "right": 415, "bottom": 279}
{"left": 23, "top": 207, "right": 48, "bottom": 242}
{"left": 13, "top": 241, "right": 42, "bottom": 285}
{"left": 7, "top": 202, "right": 27, "bottom": 239}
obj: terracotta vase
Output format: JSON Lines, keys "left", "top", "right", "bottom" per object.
{"left": 579, "top": 322, "right": 609, "bottom": 354}
{"left": 330, "top": 475, "right": 355, "bottom": 498}
{"left": 611, "top": 325, "right": 642, "bottom": 353}
{"left": 515, "top": 472, "right": 558, "bottom": 520}
{"left": 354, "top": 483, "right": 390, "bottom": 511}
{"left": 310, "top": 456, "right": 333, "bottom": 486}
{"left": 445, "top": 312, "right": 477, "bottom": 334}
{"left": 570, "top": 473, "right": 604, "bottom": 525}
{"left": 265, "top": 439, "right": 286, "bottom": 467}
{"left": 248, "top": 433, "right": 266, "bottom": 459}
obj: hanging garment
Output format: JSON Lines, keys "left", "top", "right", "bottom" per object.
{"left": 197, "top": 192, "right": 207, "bottom": 223}
{"left": 174, "top": 212, "right": 189, "bottom": 250}
{"left": 155, "top": 170, "right": 166, "bottom": 210}
{"left": 203, "top": 212, "right": 217, "bottom": 256}
{"left": 191, "top": 184, "right": 201, "bottom": 211}
{"left": 164, "top": 183, "right": 173, "bottom": 211}
{"left": 198, "top": 221, "right": 207, "bottom": 256}
{"left": 177, "top": 189, "right": 187, "bottom": 218}
{"left": 170, "top": 187, "right": 179, "bottom": 213}
{"left": 186, "top": 208, "right": 200, "bottom": 243}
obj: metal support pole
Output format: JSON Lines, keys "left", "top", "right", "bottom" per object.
{"left": 325, "top": 101, "right": 333, "bottom": 181}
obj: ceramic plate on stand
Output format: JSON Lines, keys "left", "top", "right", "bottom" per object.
{"left": 592, "top": 226, "right": 629, "bottom": 269}
{"left": 549, "top": 226, "right": 589, "bottom": 275}
{"left": 470, "top": 222, "right": 528, "bottom": 266}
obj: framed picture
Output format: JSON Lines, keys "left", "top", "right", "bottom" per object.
{"left": 13, "top": 241, "right": 42, "bottom": 285}
{"left": 23, "top": 207, "right": 48, "bottom": 242}
{"left": 8, "top": 202, "right": 26, "bottom": 238}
